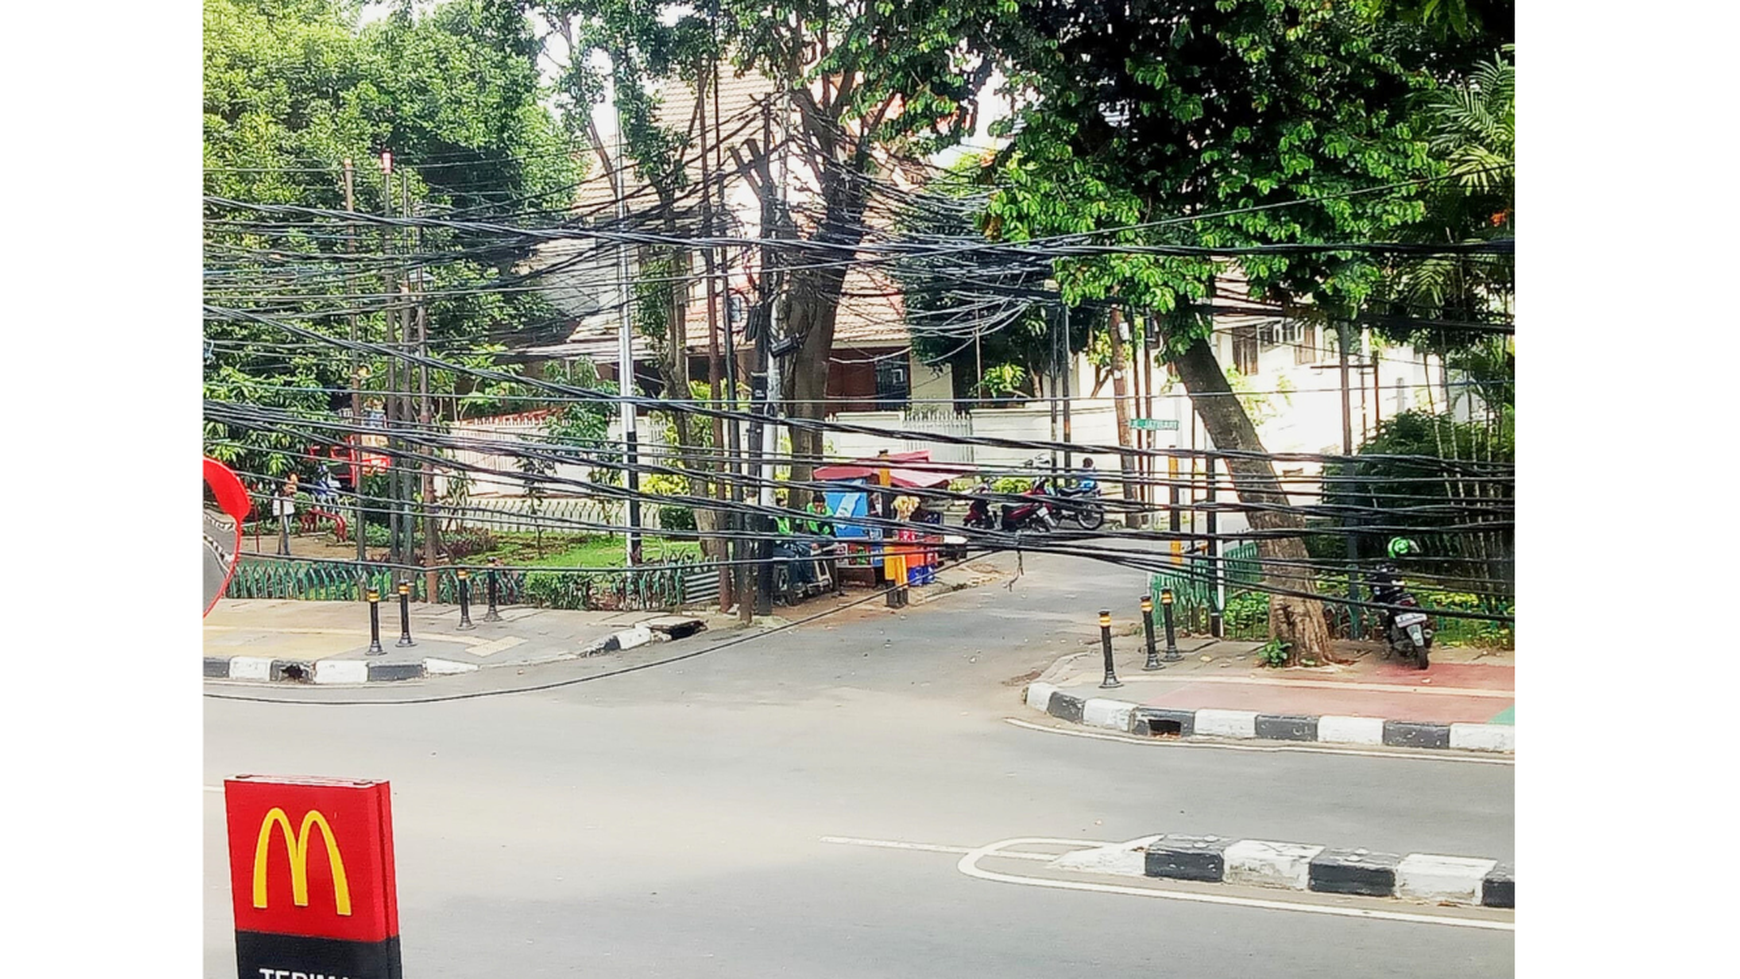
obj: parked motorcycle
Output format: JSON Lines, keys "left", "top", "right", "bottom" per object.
{"left": 1372, "top": 562, "right": 1434, "bottom": 669}
{"left": 963, "top": 479, "right": 1058, "bottom": 533}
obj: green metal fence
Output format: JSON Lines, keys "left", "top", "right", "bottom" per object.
{"left": 226, "top": 556, "right": 713, "bottom": 612}
{"left": 1146, "top": 545, "right": 1514, "bottom": 646}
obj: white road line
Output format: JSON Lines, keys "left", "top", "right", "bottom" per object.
{"left": 820, "top": 836, "right": 1057, "bottom": 862}
{"left": 1002, "top": 717, "right": 1515, "bottom": 766}
{"left": 957, "top": 838, "right": 1514, "bottom": 932}
{"left": 203, "top": 785, "right": 223, "bottom": 793}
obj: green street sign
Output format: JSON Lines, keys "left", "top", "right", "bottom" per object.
{"left": 1130, "top": 418, "right": 1180, "bottom": 431}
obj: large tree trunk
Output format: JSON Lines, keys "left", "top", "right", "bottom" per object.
{"left": 1171, "top": 335, "right": 1336, "bottom": 664}
{"left": 778, "top": 159, "right": 871, "bottom": 505}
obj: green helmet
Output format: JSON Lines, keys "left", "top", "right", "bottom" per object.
{"left": 1387, "top": 538, "right": 1420, "bottom": 560}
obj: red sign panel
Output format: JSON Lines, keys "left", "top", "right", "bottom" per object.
{"left": 224, "top": 776, "right": 399, "bottom": 944}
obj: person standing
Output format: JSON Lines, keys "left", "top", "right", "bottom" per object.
{"left": 273, "top": 474, "right": 299, "bottom": 556}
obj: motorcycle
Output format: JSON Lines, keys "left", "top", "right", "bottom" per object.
{"left": 963, "top": 479, "right": 1058, "bottom": 533}
{"left": 1045, "top": 481, "right": 1106, "bottom": 531}
{"left": 1372, "top": 563, "right": 1434, "bottom": 669}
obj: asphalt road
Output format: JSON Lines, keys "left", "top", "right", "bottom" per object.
{"left": 204, "top": 549, "right": 1513, "bottom": 978}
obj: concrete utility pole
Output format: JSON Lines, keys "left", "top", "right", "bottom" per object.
{"left": 1339, "top": 320, "right": 1362, "bottom": 637}
{"left": 381, "top": 152, "right": 399, "bottom": 565}
{"left": 344, "top": 159, "right": 367, "bottom": 576}
{"left": 613, "top": 100, "right": 643, "bottom": 566}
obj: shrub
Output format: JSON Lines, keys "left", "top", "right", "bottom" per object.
{"left": 658, "top": 504, "right": 697, "bottom": 532}
{"left": 522, "top": 570, "right": 601, "bottom": 610}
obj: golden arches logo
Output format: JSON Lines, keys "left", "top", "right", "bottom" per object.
{"left": 252, "top": 807, "right": 352, "bottom": 916}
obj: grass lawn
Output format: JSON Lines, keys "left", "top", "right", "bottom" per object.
{"left": 482, "top": 532, "right": 702, "bottom": 568}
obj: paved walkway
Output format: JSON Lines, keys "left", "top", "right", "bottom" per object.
{"left": 1041, "top": 635, "right": 1514, "bottom": 726}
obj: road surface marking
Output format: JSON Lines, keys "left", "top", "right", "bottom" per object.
{"left": 820, "top": 836, "right": 1056, "bottom": 862}
{"left": 466, "top": 636, "right": 527, "bottom": 657}
{"left": 1065, "top": 674, "right": 1513, "bottom": 699}
{"left": 958, "top": 838, "right": 1514, "bottom": 932}
{"left": 203, "top": 785, "right": 222, "bottom": 793}
{"left": 1002, "top": 717, "right": 1514, "bottom": 765}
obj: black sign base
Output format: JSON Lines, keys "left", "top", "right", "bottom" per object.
{"left": 234, "top": 930, "right": 402, "bottom": 979}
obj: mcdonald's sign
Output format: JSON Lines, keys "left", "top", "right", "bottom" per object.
{"left": 225, "top": 776, "right": 401, "bottom": 979}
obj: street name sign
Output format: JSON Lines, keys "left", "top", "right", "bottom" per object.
{"left": 1129, "top": 418, "right": 1180, "bottom": 431}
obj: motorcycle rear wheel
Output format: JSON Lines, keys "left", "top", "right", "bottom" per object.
{"left": 1070, "top": 502, "right": 1106, "bottom": 531}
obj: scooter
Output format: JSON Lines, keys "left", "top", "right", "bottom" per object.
{"left": 1372, "top": 563, "right": 1434, "bottom": 669}
{"left": 999, "top": 478, "right": 1060, "bottom": 532}
{"left": 1045, "top": 481, "right": 1106, "bottom": 531}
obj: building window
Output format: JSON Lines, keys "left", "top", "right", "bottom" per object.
{"left": 875, "top": 359, "right": 910, "bottom": 407}
{"left": 1296, "top": 323, "right": 1317, "bottom": 365}
{"left": 1231, "top": 328, "right": 1259, "bottom": 376}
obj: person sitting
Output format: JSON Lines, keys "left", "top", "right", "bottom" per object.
{"left": 1072, "top": 458, "right": 1099, "bottom": 494}
{"left": 771, "top": 496, "right": 816, "bottom": 589}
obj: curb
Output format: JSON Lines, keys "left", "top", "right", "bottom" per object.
{"left": 1051, "top": 835, "right": 1514, "bottom": 908}
{"left": 203, "top": 624, "right": 667, "bottom": 685}
{"left": 1022, "top": 683, "right": 1515, "bottom": 754}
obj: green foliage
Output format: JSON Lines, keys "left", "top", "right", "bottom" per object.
{"left": 971, "top": 364, "right": 1030, "bottom": 399}
{"left": 204, "top": 0, "right": 583, "bottom": 476}
{"left": 1223, "top": 590, "right": 1272, "bottom": 637}
{"left": 657, "top": 504, "right": 697, "bottom": 532}
{"left": 1256, "top": 638, "right": 1291, "bottom": 668}
{"left": 522, "top": 569, "right": 604, "bottom": 610}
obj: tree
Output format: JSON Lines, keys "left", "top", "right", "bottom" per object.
{"left": 514, "top": 1, "right": 993, "bottom": 502}
{"left": 203, "top": 0, "right": 583, "bottom": 481}
{"left": 959, "top": 0, "right": 1488, "bottom": 662}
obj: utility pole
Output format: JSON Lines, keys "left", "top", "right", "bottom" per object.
{"left": 1339, "top": 320, "right": 1362, "bottom": 638}
{"left": 697, "top": 52, "right": 731, "bottom": 613}
{"left": 343, "top": 159, "right": 367, "bottom": 577}
{"left": 1061, "top": 300, "right": 1073, "bottom": 472}
{"left": 400, "top": 176, "right": 417, "bottom": 568}
{"left": 419, "top": 294, "right": 436, "bottom": 601}
{"left": 613, "top": 95, "right": 643, "bottom": 566}
{"left": 381, "top": 152, "right": 399, "bottom": 566}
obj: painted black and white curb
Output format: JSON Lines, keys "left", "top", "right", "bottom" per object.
{"left": 1050, "top": 834, "right": 1514, "bottom": 908}
{"left": 203, "top": 624, "right": 661, "bottom": 685}
{"left": 1023, "top": 682, "right": 1515, "bottom": 753}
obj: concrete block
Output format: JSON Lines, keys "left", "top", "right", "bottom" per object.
{"left": 1081, "top": 698, "right": 1136, "bottom": 732}
{"left": 203, "top": 657, "right": 232, "bottom": 679}
{"left": 228, "top": 657, "right": 272, "bottom": 681}
{"left": 1449, "top": 723, "right": 1516, "bottom": 753}
{"left": 366, "top": 662, "right": 423, "bottom": 682}
{"left": 1050, "top": 836, "right": 1161, "bottom": 877}
{"left": 1193, "top": 709, "right": 1259, "bottom": 739}
{"left": 1383, "top": 720, "right": 1452, "bottom": 749}
{"left": 1317, "top": 715, "right": 1386, "bottom": 745}
{"left": 1309, "top": 848, "right": 1403, "bottom": 897}
{"left": 269, "top": 660, "right": 314, "bottom": 683}
{"left": 1396, "top": 853, "right": 1497, "bottom": 906}
{"left": 614, "top": 624, "right": 654, "bottom": 650}
{"left": 1144, "top": 835, "right": 1230, "bottom": 882}
{"left": 423, "top": 658, "right": 479, "bottom": 675}
{"left": 1223, "top": 839, "right": 1325, "bottom": 890}
{"left": 312, "top": 660, "right": 368, "bottom": 685}
{"left": 1049, "top": 692, "right": 1085, "bottom": 725}
{"left": 1134, "top": 707, "right": 1195, "bottom": 738}
{"left": 1024, "top": 682, "right": 1060, "bottom": 712}
{"left": 1482, "top": 864, "right": 1515, "bottom": 908}
{"left": 1254, "top": 714, "right": 1320, "bottom": 742}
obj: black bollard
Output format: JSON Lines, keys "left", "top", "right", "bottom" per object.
{"left": 366, "top": 589, "right": 384, "bottom": 655}
{"left": 1141, "top": 595, "right": 1163, "bottom": 671}
{"left": 1161, "top": 588, "right": 1182, "bottom": 662}
{"left": 1099, "top": 608, "right": 1122, "bottom": 689}
{"left": 456, "top": 569, "right": 474, "bottom": 630}
{"left": 396, "top": 581, "right": 415, "bottom": 647}
{"left": 483, "top": 564, "right": 502, "bottom": 622}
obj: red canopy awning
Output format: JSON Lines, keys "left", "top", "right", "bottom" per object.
{"left": 813, "top": 451, "right": 966, "bottom": 489}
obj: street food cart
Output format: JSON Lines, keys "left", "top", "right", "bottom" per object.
{"left": 813, "top": 451, "right": 965, "bottom": 587}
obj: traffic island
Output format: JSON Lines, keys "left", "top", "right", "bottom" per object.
{"left": 1050, "top": 833, "right": 1515, "bottom": 908}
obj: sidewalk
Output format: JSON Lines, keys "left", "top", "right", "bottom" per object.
{"left": 203, "top": 559, "right": 1002, "bottom": 684}
{"left": 1026, "top": 633, "right": 1514, "bottom": 752}
{"left": 202, "top": 598, "right": 729, "bottom": 684}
